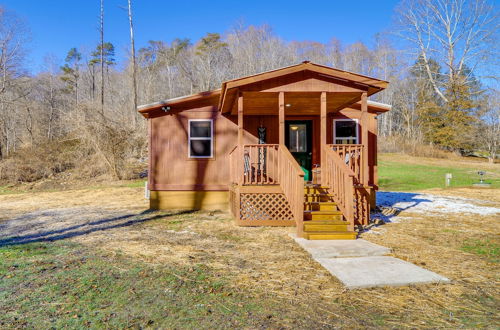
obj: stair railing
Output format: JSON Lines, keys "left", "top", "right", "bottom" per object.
{"left": 326, "top": 144, "right": 364, "bottom": 183}
{"left": 278, "top": 145, "right": 305, "bottom": 236}
{"left": 322, "top": 145, "right": 369, "bottom": 230}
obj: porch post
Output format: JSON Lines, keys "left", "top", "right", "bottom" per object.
{"left": 238, "top": 92, "right": 244, "bottom": 185}
{"left": 320, "top": 92, "right": 327, "bottom": 169}
{"left": 278, "top": 92, "right": 285, "bottom": 145}
{"left": 360, "top": 92, "right": 369, "bottom": 186}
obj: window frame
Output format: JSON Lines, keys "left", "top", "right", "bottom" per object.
{"left": 188, "top": 119, "right": 214, "bottom": 159}
{"left": 333, "top": 119, "right": 359, "bottom": 144}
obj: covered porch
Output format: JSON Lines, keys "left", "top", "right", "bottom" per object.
{"left": 220, "top": 61, "right": 388, "bottom": 239}
{"left": 226, "top": 90, "right": 373, "bottom": 237}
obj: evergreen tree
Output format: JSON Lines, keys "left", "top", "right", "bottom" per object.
{"left": 60, "top": 47, "right": 82, "bottom": 105}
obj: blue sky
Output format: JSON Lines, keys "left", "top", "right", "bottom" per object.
{"left": 3, "top": 0, "right": 401, "bottom": 73}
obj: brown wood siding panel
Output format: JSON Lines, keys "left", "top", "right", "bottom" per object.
{"left": 149, "top": 106, "right": 378, "bottom": 191}
{"left": 240, "top": 71, "right": 367, "bottom": 93}
{"left": 150, "top": 105, "right": 237, "bottom": 191}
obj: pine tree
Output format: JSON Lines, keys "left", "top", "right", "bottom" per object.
{"left": 60, "top": 48, "right": 82, "bottom": 105}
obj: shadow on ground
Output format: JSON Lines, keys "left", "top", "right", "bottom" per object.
{"left": 372, "top": 191, "right": 432, "bottom": 222}
{"left": 0, "top": 208, "right": 195, "bottom": 247}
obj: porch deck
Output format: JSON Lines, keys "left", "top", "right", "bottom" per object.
{"left": 229, "top": 143, "right": 371, "bottom": 239}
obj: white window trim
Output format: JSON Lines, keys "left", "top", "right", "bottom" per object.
{"left": 333, "top": 119, "right": 359, "bottom": 144}
{"left": 188, "top": 119, "right": 214, "bottom": 158}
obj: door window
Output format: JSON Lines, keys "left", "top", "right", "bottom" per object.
{"left": 288, "top": 124, "right": 307, "bottom": 152}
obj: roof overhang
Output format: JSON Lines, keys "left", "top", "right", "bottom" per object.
{"left": 138, "top": 90, "right": 221, "bottom": 118}
{"left": 138, "top": 61, "right": 390, "bottom": 118}
{"left": 351, "top": 100, "right": 392, "bottom": 113}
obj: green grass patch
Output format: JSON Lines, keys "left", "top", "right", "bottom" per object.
{"left": 120, "top": 180, "right": 146, "bottom": 188}
{"left": 0, "top": 185, "right": 19, "bottom": 195}
{"left": 461, "top": 239, "right": 499, "bottom": 263}
{"left": 0, "top": 242, "right": 294, "bottom": 328}
{"left": 378, "top": 157, "right": 500, "bottom": 191}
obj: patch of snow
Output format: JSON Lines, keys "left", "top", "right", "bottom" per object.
{"left": 376, "top": 191, "right": 500, "bottom": 218}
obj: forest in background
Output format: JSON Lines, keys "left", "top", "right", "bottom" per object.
{"left": 0, "top": 0, "right": 498, "bottom": 186}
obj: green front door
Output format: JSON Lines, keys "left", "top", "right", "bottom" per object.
{"left": 285, "top": 120, "right": 312, "bottom": 181}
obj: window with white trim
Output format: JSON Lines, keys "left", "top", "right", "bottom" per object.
{"left": 188, "top": 119, "right": 213, "bottom": 158}
{"left": 333, "top": 119, "right": 358, "bottom": 144}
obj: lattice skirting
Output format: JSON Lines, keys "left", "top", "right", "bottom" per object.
{"left": 239, "top": 193, "right": 295, "bottom": 224}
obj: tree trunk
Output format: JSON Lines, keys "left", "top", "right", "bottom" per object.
{"left": 100, "top": 0, "right": 105, "bottom": 116}
{"left": 127, "top": 0, "right": 138, "bottom": 127}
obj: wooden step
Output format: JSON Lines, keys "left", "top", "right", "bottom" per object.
{"left": 304, "top": 210, "right": 343, "bottom": 221}
{"left": 304, "top": 194, "right": 333, "bottom": 202}
{"left": 303, "top": 220, "right": 348, "bottom": 225}
{"left": 304, "top": 201, "right": 337, "bottom": 211}
{"left": 303, "top": 223, "right": 348, "bottom": 232}
{"left": 304, "top": 186, "right": 329, "bottom": 194}
{"left": 303, "top": 231, "right": 357, "bottom": 240}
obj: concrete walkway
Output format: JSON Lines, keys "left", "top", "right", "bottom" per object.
{"left": 291, "top": 234, "right": 450, "bottom": 289}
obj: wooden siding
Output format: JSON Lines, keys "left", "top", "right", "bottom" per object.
{"left": 149, "top": 108, "right": 378, "bottom": 192}
{"left": 149, "top": 103, "right": 237, "bottom": 191}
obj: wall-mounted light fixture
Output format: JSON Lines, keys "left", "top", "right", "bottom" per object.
{"left": 285, "top": 104, "right": 291, "bottom": 108}
{"left": 161, "top": 106, "right": 171, "bottom": 112}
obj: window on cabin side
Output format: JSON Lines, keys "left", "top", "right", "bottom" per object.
{"left": 334, "top": 119, "right": 358, "bottom": 144}
{"left": 189, "top": 120, "right": 213, "bottom": 158}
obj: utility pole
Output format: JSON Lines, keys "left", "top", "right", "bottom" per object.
{"left": 100, "top": 0, "right": 105, "bottom": 116}
{"left": 127, "top": 0, "right": 138, "bottom": 126}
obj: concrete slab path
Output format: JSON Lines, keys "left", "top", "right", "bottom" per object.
{"left": 316, "top": 256, "right": 450, "bottom": 289}
{"left": 290, "top": 234, "right": 450, "bottom": 289}
{"left": 291, "top": 235, "right": 391, "bottom": 258}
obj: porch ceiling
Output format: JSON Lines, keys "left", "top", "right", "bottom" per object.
{"left": 229, "top": 91, "right": 363, "bottom": 115}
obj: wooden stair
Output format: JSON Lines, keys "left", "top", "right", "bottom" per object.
{"left": 302, "top": 185, "right": 357, "bottom": 240}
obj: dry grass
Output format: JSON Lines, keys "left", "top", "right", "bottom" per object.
{"left": 0, "top": 186, "right": 147, "bottom": 222}
{"left": 380, "top": 153, "right": 499, "bottom": 170}
{"left": 1, "top": 185, "right": 498, "bottom": 327}
{"left": 418, "top": 187, "right": 500, "bottom": 203}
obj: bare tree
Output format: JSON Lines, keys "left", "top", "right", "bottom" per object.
{"left": 127, "top": 0, "right": 138, "bottom": 126}
{"left": 394, "top": 0, "right": 499, "bottom": 103}
{"left": 0, "top": 7, "right": 29, "bottom": 159}
{"left": 100, "top": 0, "right": 104, "bottom": 115}
{"left": 477, "top": 90, "right": 500, "bottom": 162}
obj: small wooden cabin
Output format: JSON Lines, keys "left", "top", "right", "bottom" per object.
{"left": 138, "top": 61, "right": 390, "bottom": 239}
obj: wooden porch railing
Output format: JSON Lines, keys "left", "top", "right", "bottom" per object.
{"left": 322, "top": 145, "right": 370, "bottom": 229}
{"left": 242, "top": 144, "right": 280, "bottom": 185}
{"left": 278, "top": 145, "right": 305, "bottom": 234}
{"left": 327, "top": 144, "right": 364, "bottom": 184}
{"left": 229, "top": 144, "right": 304, "bottom": 229}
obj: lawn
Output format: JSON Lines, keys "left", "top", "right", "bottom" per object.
{"left": 378, "top": 153, "right": 500, "bottom": 191}
{"left": 0, "top": 242, "right": 294, "bottom": 328}
{"left": 0, "top": 154, "right": 499, "bottom": 328}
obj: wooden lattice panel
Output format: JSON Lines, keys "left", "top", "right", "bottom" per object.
{"left": 240, "top": 193, "right": 294, "bottom": 222}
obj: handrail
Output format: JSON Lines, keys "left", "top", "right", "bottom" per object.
{"left": 278, "top": 145, "right": 305, "bottom": 236}
{"left": 326, "top": 144, "right": 364, "bottom": 184}
{"left": 322, "top": 145, "right": 369, "bottom": 229}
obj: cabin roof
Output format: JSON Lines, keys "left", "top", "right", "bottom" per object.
{"left": 138, "top": 61, "right": 390, "bottom": 117}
